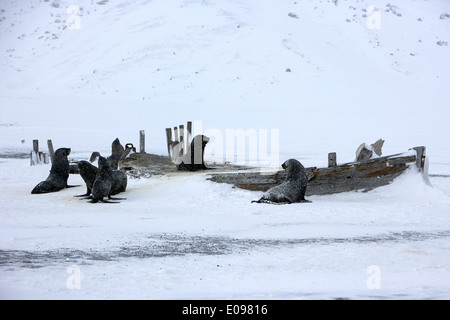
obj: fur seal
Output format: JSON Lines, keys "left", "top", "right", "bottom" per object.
{"left": 111, "top": 170, "right": 127, "bottom": 195}
{"left": 174, "top": 135, "right": 210, "bottom": 171}
{"left": 89, "top": 138, "right": 125, "bottom": 170}
{"left": 90, "top": 156, "right": 126, "bottom": 203}
{"left": 252, "top": 159, "right": 310, "bottom": 204}
{"left": 75, "top": 161, "right": 98, "bottom": 197}
{"left": 31, "top": 148, "right": 74, "bottom": 194}
{"left": 76, "top": 160, "right": 127, "bottom": 198}
{"left": 109, "top": 138, "right": 125, "bottom": 169}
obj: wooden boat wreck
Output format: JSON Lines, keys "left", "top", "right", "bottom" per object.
{"left": 88, "top": 125, "right": 427, "bottom": 196}
{"left": 207, "top": 146, "right": 427, "bottom": 196}
{"left": 118, "top": 143, "right": 427, "bottom": 196}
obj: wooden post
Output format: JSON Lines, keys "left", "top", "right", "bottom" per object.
{"left": 328, "top": 152, "right": 337, "bottom": 167}
{"left": 179, "top": 125, "right": 184, "bottom": 155}
{"left": 30, "top": 140, "right": 39, "bottom": 166}
{"left": 165, "top": 128, "right": 172, "bottom": 157}
{"left": 44, "top": 153, "right": 50, "bottom": 164}
{"left": 47, "top": 139, "right": 54, "bottom": 163}
{"left": 187, "top": 121, "right": 192, "bottom": 143}
{"left": 30, "top": 139, "right": 52, "bottom": 166}
{"left": 187, "top": 121, "right": 192, "bottom": 137}
{"left": 139, "top": 130, "right": 146, "bottom": 154}
{"left": 413, "top": 146, "right": 426, "bottom": 171}
{"left": 174, "top": 127, "right": 179, "bottom": 144}
{"left": 33, "top": 140, "right": 39, "bottom": 154}
{"left": 30, "top": 151, "right": 36, "bottom": 166}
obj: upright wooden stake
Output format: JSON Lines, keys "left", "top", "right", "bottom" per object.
{"left": 44, "top": 153, "right": 50, "bottom": 164}
{"left": 187, "top": 121, "right": 192, "bottom": 137}
{"left": 413, "top": 146, "right": 426, "bottom": 171}
{"left": 30, "top": 140, "right": 39, "bottom": 166}
{"left": 33, "top": 140, "right": 39, "bottom": 154}
{"left": 47, "top": 139, "right": 54, "bottom": 163}
{"left": 186, "top": 121, "right": 192, "bottom": 141}
{"left": 165, "top": 128, "right": 172, "bottom": 157}
{"left": 174, "top": 127, "right": 179, "bottom": 144}
{"left": 139, "top": 130, "right": 146, "bottom": 154}
{"left": 328, "top": 152, "right": 337, "bottom": 167}
{"left": 179, "top": 125, "right": 184, "bottom": 155}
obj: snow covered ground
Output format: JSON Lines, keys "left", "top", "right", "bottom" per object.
{"left": 0, "top": 0, "right": 449, "bottom": 299}
{"left": 0, "top": 161, "right": 450, "bottom": 299}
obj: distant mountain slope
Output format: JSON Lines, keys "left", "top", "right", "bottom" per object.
{"left": 0, "top": 0, "right": 448, "bottom": 163}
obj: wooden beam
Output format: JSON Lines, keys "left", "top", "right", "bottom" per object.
{"left": 165, "top": 128, "right": 172, "bottom": 157}
{"left": 173, "top": 127, "right": 179, "bottom": 143}
{"left": 187, "top": 121, "right": 192, "bottom": 137}
{"left": 186, "top": 121, "right": 192, "bottom": 153}
{"left": 328, "top": 152, "right": 337, "bottom": 167}
{"left": 139, "top": 130, "right": 146, "bottom": 154}
{"left": 413, "top": 146, "right": 426, "bottom": 171}
{"left": 30, "top": 140, "right": 40, "bottom": 166}
{"left": 179, "top": 125, "right": 184, "bottom": 155}
{"left": 33, "top": 140, "right": 39, "bottom": 154}
{"left": 47, "top": 139, "right": 54, "bottom": 163}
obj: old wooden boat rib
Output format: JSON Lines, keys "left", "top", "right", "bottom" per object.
{"left": 207, "top": 146, "right": 427, "bottom": 196}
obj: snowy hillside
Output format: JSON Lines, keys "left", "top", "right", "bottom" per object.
{"left": 0, "top": 0, "right": 449, "bottom": 300}
{"left": 1, "top": 0, "right": 449, "bottom": 165}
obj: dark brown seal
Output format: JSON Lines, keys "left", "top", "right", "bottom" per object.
{"left": 89, "top": 138, "right": 125, "bottom": 170}
{"left": 175, "top": 135, "right": 210, "bottom": 171}
{"left": 252, "top": 159, "right": 310, "bottom": 204}
{"left": 31, "top": 148, "right": 73, "bottom": 194}
{"left": 75, "top": 161, "right": 98, "bottom": 197}
{"left": 76, "top": 160, "right": 127, "bottom": 197}
{"left": 90, "top": 156, "right": 126, "bottom": 203}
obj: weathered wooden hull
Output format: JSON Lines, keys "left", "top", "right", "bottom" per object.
{"left": 208, "top": 147, "right": 426, "bottom": 196}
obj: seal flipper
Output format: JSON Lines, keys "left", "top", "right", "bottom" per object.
{"left": 88, "top": 199, "right": 120, "bottom": 204}
{"left": 109, "top": 196, "right": 126, "bottom": 201}
{"left": 251, "top": 198, "right": 291, "bottom": 205}
{"left": 101, "top": 200, "right": 120, "bottom": 204}
{"left": 74, "top": 194, "right": 90, "bottom": 197}
{"left": 31, "top": 181, "right": 53, "bottom": 194}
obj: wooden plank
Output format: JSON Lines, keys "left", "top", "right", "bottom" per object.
{"left": 179, "top": 125, "right": 185, "bottom": 155}
{"left": 43, "top": 153, "right": 50, "bottom": 164}
{"left": 328, "top": 152, "right": 337, "bottom": 167}
{"left": 30, "top": 151, "right": 37, "bottom": 166}
{"left": 47, "top": 139, "right": 55, "bottom": 163}
{"left": 31, "top": 140, "right": 40, "bottom": 166}
{"left": 306, "top": 162, "right": 408, "bottom": 195}
{"left": 187, "top": 121, "right": 192, "bottom": 137}
{"left": 165, "top": 128, "right": 172, "bottom": 157}
{"left": 33, "top": 140, "right": 39, "bottom": 153}
{"left": 186, "top": 121, "right": 192, "bottom": 154}
{"left": 139, "top": 130, "right": 146, "bottom": 154}
{"left": 413, "top": 146, "right": 425, "bottom": 170}
{"left": 173, "top": 127, "right": 179, "bottom": 144}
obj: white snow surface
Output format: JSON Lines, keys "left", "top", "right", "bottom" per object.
{"left": 0, "top": 0, "right": 449, "bottom": 299}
